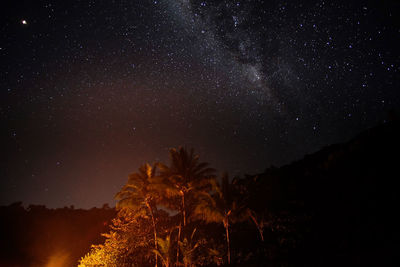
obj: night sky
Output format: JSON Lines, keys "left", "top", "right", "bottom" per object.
{"left": 1, "top": 0, "right": 399, "bottom": 208}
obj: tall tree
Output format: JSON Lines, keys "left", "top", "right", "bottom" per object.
{"left": 115, "top": 163, "right": 161, "bottom": 267}
{"left": 193, "top": 173, "right": 242, "bottom": 265}
{"left": 158, "top": 147, "right": 216, "bottom": 265}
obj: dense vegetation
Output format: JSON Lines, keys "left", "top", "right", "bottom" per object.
{"left": 1, "top": 120, "right": 399, "bottom": 266}
{"left": 79, "top": 120, "right": 400, "bottom": 266}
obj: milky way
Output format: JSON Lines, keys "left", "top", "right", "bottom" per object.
{"left": 1, "top": 0, "right": 399, "bottom": 208}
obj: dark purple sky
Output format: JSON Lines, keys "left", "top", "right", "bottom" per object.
{"left": 1, "top": 0, "right": 399, "bottom": 208}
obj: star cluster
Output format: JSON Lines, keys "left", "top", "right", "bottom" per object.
{"left": 0, "top": 0, "right": 399, "bottom": 208}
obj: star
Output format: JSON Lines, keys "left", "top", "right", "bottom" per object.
{"left": 0, "top": 0, "right": 398, "bottom": 209}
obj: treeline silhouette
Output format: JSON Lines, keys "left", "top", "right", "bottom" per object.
{"left": 1, "top": 120, "right": 399, "bottom": 266}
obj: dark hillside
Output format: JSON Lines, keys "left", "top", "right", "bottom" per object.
{"left": 243, "top": 120, "right": 400, "bottom": 266}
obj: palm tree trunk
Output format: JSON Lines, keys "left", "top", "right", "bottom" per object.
{"left": 224, "top": 218, "right": 231, "bottom": 265}
{"left": 176, "top": 223, "right": 181, "bottom": 267}
{"left": 182, "top": 192, "right": 186, "bottom": 227}
{"left": 147, "top": 202, "right": 158, "bottom": 267}
{"left": 177, "top": 191, "right": 186, "bottom": 266}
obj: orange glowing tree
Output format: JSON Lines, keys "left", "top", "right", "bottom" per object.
{"left": 158, "top": 147, "right": 216, "bottom": 266}
{"left": 115, "top": 163, "right": 162, "bottom": 267}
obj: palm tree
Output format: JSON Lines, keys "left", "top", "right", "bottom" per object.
{"left": 158, "top": 147, "right": 216, "bottom": 226}
{"left": 193, "top": 173, "right": 240, "bottom": 265}
{"left": 247, "top": 209, "right": 265, "bottom": 242}
{"left": 115, "top": 163, "right": 161, "bottom": 267}
{"left": 158, "top": 147, "right": 216, "bottom": 265}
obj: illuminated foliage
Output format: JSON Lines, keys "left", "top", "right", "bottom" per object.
{"left": 153, "top": 232, "right": 174, "bottom": 267}
{"left": 115, "top": 163, "right": 162, "bottom": 266}
{"left": 178, "top": 229, "right": 200, "bottom": 267}
{"left": 80, "top": 148, "right": 232, "bottom": 266}
{"left": 78, "top": 209, "right": 154, "bottom": 266}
